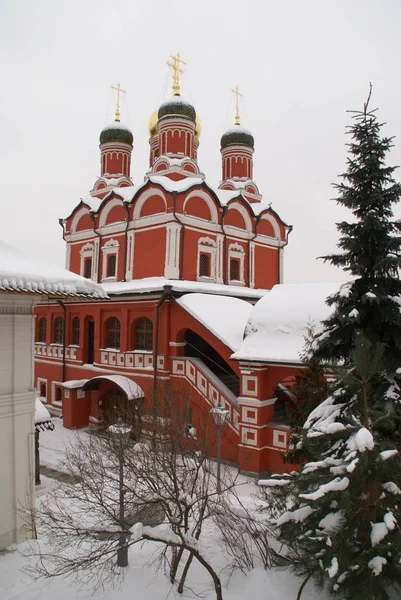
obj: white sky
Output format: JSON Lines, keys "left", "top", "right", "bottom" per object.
{"left": 1, "top": 0, "right": 401, "bottom": 284}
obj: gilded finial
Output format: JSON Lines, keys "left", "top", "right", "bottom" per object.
{"left": 167, "top": 53, "right": 186, "bottom": 96}
{"left": 111, "top": 82, "right": 127, "bottom": 122}
{"left": 231, "top": 85, "right": 243, "bottom": 126}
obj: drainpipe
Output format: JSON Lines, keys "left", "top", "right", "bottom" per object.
{"left": 153, "top": 284, "right": 173, "bottom": 395}
{"left": 57, "top": 300, "right": 67, "bottom": 383}
{"left": 58, "top": 218, "right": 66, "bottom": 241}
{"left": 172, "top": 190, "right": 185, "bottom": 279}
{"left": 221, "top": 207, "right": 228, "bottom": 284}
{"left": 249, "top": 215, "right": 260, "bottom": 288}
{"left": 123, "top": 202, "right": 130, "bottom": 281}
{"left": 90, "top": 213, "right": 102, "bottom": 283}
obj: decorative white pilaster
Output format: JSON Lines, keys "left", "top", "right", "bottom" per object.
{"left": 164, "top": 223, "right": 181, "bottom": 279}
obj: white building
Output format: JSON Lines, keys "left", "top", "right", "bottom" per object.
{"left": 0, "top": 240, "right": 105, "bottom": 549}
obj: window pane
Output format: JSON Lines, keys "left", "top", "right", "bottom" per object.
{"left": 38, "top": 317, "right": 47, "bottom": 342}
{"left": 84, "top": 257, "right": 92, "bottom": 279}
{"left": 134, "top": 318, "right": 153, "bottom": 351}
{"left": 199, "top": 253, "right": 210, "bottom": 277}
{"left": 54, "top": 317, "right": 64, "bottom": 344}
{"left": 72, "top": 317, "right": 80, "bottom": 345}
{"left": 107, "top": 317, "right": 120, "bottom": 349}
{"left": 107, "top": 254, "right": 117, "bottom": 277}
{"left": 230, "top": 258, "right": 240, "bottom": 281}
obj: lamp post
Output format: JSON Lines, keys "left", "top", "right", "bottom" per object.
{"left": 210, "top": 403, "right": 229, "bottom": 494}
{"left": 107, "top": 417, "right": 132, "bottom": 567}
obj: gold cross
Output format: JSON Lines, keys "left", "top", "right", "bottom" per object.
{"left": 111, "top": 82, "right": 127, "bottom": 122}
{"left": 231, "top": 85, "right": 243, "bottom": 125}
{"left": 167, "top": 53, "right": 186, "bottom": 96}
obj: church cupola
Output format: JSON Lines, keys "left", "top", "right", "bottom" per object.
{"left": 220, "top": 86, "right": 254, "bottom": 182}
{"left": 156, "top": 54, "right": 197, "bottom": 160}
{"left": 99, "top": 83, "right": 133, "bottom": 179}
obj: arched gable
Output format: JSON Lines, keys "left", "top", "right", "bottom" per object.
{"left": 257, "top": 212, "right": 281, "bottom": 239}
{"left": 134, "top": 187, "right": 168, "bottom": 219}
{"left": 99, "top": 197, "right": 126, "bottom": 228}
{"left": 183, "top": 190, "right": 218, "bottom": 223}
{"left": 225, "top": 200, "right": 253, "bottom": 231}
{"left": 71, "top": 206, "right": 92, "bottom": 233}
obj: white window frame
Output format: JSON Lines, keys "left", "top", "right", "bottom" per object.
{"left": 51, "top": 381, "right": 63, "bottom": 407}
{"left": 80, "top": 242, "right": 95, "bottom": 280}
{"left": 101, "top": 239, "right": 119, "bottom": 282}
{"left": 197, "top": 237, "right": 216, "bottom": 282}
{"left": 228, "top": 243, "right": 245, "bottom": 285}
{"left": 37, "top": 377, "right": 48, "bottom": 402}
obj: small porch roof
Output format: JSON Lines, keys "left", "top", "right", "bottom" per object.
{"left": 82, "top": 375, "right": 144, "bottom": 400}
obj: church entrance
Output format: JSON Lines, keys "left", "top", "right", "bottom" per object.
{"left": 100, "top": 386, "right": 142, "bottom": 439}
{"left": 82, "top": 376, "right": 145, "bottom": 438}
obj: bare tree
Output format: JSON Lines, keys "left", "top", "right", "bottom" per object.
{"left": 24, "top": 385, "right": 241, "bottom": 600}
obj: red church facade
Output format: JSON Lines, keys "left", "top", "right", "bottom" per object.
{"left": 34, "top": 73, "right": 301, "bottom": 474}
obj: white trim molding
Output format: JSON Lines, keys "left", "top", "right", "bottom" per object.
{"left": 183, "top": 190, "right": 218, "bottom": 224}
{"left": 197, "top": 237, "right": 216, "bottom": 283}
{"left": 101, "top": 239, "right": 119, "bottom": 282}
{"left": 80, "top": 242, "right": 95, "bottom": 280}
{"left": 99, "top": 197, "right": 125, "bottom": 228}
{"left": 228, "top": 242, "right": 245, "bottom": 285}
{"left": 165, "top": 222, "right": 181, "bottom": 279}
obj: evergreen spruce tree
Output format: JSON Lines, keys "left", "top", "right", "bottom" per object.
{"left": 285, "top": 324, "right": 331, "bottom": 465}
{"left": 313, "top": 86, "right": 401, "bottom": 421}
{"left": 264, "top": 90, "right": 401, "bottom": 600}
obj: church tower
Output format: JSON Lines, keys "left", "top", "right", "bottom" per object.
{"left": 92, "top": 83, "right": 134, "bottom": 197}
{"left": 219, "top": 87, "right": 262, "bottom": 203}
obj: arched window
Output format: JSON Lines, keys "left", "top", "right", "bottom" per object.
{"left": 71, "top": 317, "right": 80, "bottom": 346}
{"left": 38, "top": 317, "right": 47, "bottom": 343}
{"left": 53, "top": 316, "right": 64, "bottom": 344}
{"left": 106, "top": 317, "right": 121, "bottom": 349}
{"left": 134, "top": 317, "right": 153, "bottom": 351}
{"left": 107, "top": 254, "right": 117, "bottom": 277}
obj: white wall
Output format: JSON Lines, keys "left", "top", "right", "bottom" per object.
{"left": 0, "top": 295, "right": 36, "bottom": 549}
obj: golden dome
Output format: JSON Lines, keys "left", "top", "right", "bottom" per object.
{"left": 195, "top": 115, "right": 201, "bottom": 138}
{"left": 148, "top": 110, "right": 201, "bottom": 138}
{"left": 148, "top": 110, "right": 159, "bottom": 137}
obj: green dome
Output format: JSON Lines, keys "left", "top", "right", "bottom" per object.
{"left": 99, "top": 122, "right": 133, "bottom": 146}
{"left": 158, "top": 96, "right": 196, "bottom": 123}
{"left": 220, "top": 126, "right": 254, "bottom": 150}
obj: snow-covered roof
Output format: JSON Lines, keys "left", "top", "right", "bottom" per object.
{"left": 101, "top": 277, "right": 268, "bottom": 300}
{"left": 61, "top": 379, "right": 89, "bottom": 390}
{"left": 35, "top": 398, "right": 51, "bottom": 423}
{"left": 0, "top": 240, "right": 107, "bottom": 298}
{"left": 35, "top": 398, "right": 55, "bottom": 432}
{"left": 79, "top": 176, "right": 278, "bottom": 220}
{"left": 82, "top": 375, "right": 144, "bottom": 400}
{"left": 222, "top": 126, "right": 253, "bottom": 137}
{"left": 232, "top": 282, "right": 341, "bottom": 364}
{"left": 176, "top": 293, "right": 253, "bottom": 351}
{"left": 159, "top": 96, "right": 194, "bottom": 108}
{"left": 101, "top": 121, "right": 132, "bottom": 133}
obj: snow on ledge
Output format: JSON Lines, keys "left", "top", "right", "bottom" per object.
{"left": 101, "top": 277, "right": 268, "bottom": 300}
{"left": 0, "top": 240, "right": 107, "bottom": 298}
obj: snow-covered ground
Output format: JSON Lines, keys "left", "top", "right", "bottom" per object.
{"left": 0, "top": 421, "right": 328, "bottom": 600}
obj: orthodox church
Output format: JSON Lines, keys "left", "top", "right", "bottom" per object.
{"left": 34, "top": 55, "right": 333, "bottom": 474}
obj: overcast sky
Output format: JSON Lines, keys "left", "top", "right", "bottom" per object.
{"left": 1, "top": 0, "right": 401, "bottom": 284}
